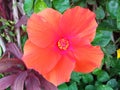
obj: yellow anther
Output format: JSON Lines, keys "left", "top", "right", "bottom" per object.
{"left": 57, "top": 38, "right": 69, "bottom": 50}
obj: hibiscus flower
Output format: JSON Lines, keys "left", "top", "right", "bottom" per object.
{"left": 22, "top": 6, "right": 104, "bottom": 86}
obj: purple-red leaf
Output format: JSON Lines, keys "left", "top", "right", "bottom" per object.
{"left": 15, "top": 15, "right": 28, "bottom": 28}
{"left": 6, "top": 43, "right": 23, "bottom": 59}
{"left": 0, "top": 0, "right": 13, "bottom": 20}
{"left": 25, "top": 72, "right": 41, "bottom": 90}
{"left": 0, "top": 58, "right": 25, "bottom": 73}
{"left": 0, "top": 74, "right": 16, "bottom": 89}
{"left": 11, "top": 71, "right": 28, "bottom": 90}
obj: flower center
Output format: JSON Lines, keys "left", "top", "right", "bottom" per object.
{"left": 57, "top": 38, "right": 69, "bottom": 50}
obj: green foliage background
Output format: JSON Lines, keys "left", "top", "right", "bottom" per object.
{"left": 1, "top": 0, "right": 120, "bottom": 90}
{"left": 23, "top": 0, "right": 120, "bottom": 89}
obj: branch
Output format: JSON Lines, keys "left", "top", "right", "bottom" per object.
{"left": 12, "top": 0, "right": 21, "bottom": 49}
{"left": 17, "top": 1, "right": 25, "bottom": 15}
{"left": 0, "top": 36, "right": 6, "bottom": 52}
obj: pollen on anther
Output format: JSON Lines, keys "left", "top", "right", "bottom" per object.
{"left": 57, "top": 38, "right": 69, "bottom": 50}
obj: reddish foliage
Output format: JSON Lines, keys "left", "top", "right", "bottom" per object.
{"left": 0, "top": 0, "right": 13, "bottom": 20}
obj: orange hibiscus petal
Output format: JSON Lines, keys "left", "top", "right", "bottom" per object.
{"left": 73, "top": 45, "right": 104, "bottom": 73}
{"left": 37, "top": 8, "right": 62, "bottom": 31}
{"left": 44, "top": 55, "right": 75, "bottom": 86}
{"left": 22, "top": 40, "right": 61, "bottom": 74}
{"left": 27, "top": 8, "right": 62, "bottom": 48}
{"left": 59, "top": 6, "right": 97, "bottom": 42}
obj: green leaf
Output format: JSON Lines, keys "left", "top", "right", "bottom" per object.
{"left": 98, "top": 19, "right": 117, "bottom": 31}
{"left": 95, "top": 81, "right": 103, "bottom": 87}
{"left": 58, "top": 83, "right": 68, "bottom": 90}
{"left": 24, "top": 0, "right": 34, "bottom": 16}
{"left": 95, "top": 6, "right": 105, "bottom": 19}
{"left": 0, "top": 46, "right": 2, "bottom": 57}
{"left": 77, "top": 0, "right": 87, "bottom": 7}
{"left": 71, "top": 0, "right": 79, "bottom": 3}
{"left": 109, "top": 59, "right": 120, "bottom": 76}
{"left": 104, "top": 42, "right": 116, "bottom": 55}
{"left": 85, "top": 85, "right": 96, "bottom": 90}
{"left": 92, "top": 30, "right": 112, "bottom": 47}
{"left": 9, "top": 31, "right": 15, "bottom": 37}
{"left": 53, "top": 0, "right": 70, "bottom": 13}
{"left": 70, "top": 72, "right": 82, "bottom": 83}
{"left": 21, "top": 35, "right": 28, "bottom": 49}
{"left": 86, "top": 0, "right": 96, "bottom": 5}
{"left": 82, "top": 74, "right": 94, "bottom": 84}
{"left": 0, "top": 74, "right": 4, "bottom": 78}
{"left": 6, "top": 88, "right": 10, "bottom": 90}
{"left": 68, "top": 82, "right": 78, "bottom": 90}
{"left": 43, "top": 0, "right": 52, "bottom": 7}
{"left": 0, "top": 25, "right": 7, "bottom": 31}
{"left": 34, "top": 0, "right": 47, "bottom": 13}
{"left": 107, "top": 79, "right": 118, "bottom": 88}
{"left": 21, "top": 25, "right": 26, "bottom": 32}
{"left": 97, "top": 0, "right": 106, "bottom": 6}
{"left": 103, "top": 55, "right": 113, "bottom": 69}
{"left": 92, "top": 68, "right": 102, "bottom": 75}
{"left": 97, "top": 70, "right": 110, "bottom": 82}
{"left": 117, "top": 7, "right": 120, "bottom": 29}
{"left": 96, "top": 85, "right": 113, "bottom": 90}
{"left": 106, "top": 0, "right": 119, "bottom": 18}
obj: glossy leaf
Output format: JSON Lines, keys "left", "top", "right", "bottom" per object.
{"left": 95, "top": 6, "right": 105, "bottom": 19}
{"left": 106, "top": 79, "right": 118, "bottom": 88}
{"left": 96, "top": 85, "right": 113, "bottom": 90}
{"left": 104, "top": 42, "right": 116, "bottom": 55}
{"left": 98, "top": 19, "right": 117, "bottom": 31}
{"left": 97, "top": 71, "right": 110, "bottom": 82}
{"left": 85, "top": 85, "right": 96, "bottom": 90}
{"left": 71, "top": 72, "right": 81, "bottom": 83}
{"left": 86, "top": 0, "right": 96, "bottom": 5}
{"left": 92, "top": 30, "right": 112, "bottom": 47}
{"left": 53, "top": 0, "right": 70, "bottom": 13}
{"left": 82, "top": 74, "right": 94, "bottom": 84}
{"left": 58, "top": 83, "right": 68, "bottom": 90}
{"left": 43, "top": 0, "right": 52, "bottom": 7}
{"left": 77, "top": 0, "right": 87, "bottom": 7}
{"left": 117, "top": 7, "right": 120, "bottom": 29}
{"left": 71, "top": 0, "right": 79, "bottom": 3}
{"left": 68, "top": 82, "right": 78, "bottom": 90}
{"left": 24, "top": 0, "right": 34, "bottom": 16}
{"left": 106, "top": 0, "right": 119, "bottom": 18}
{"left": 34, "top": 0, "right": 47, "bottom": 13}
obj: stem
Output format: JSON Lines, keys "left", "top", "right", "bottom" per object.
{"left": 12, "top": 0, "right": 21, "bottom": 49}
{"left": 17, "top": 1, "right": 25, "bottom": 15}
{"left": 0, "top": 36, "right": 6, "bottom": 52}
{"left": 115, "top": 37, "right": 120, "bottom": 44}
